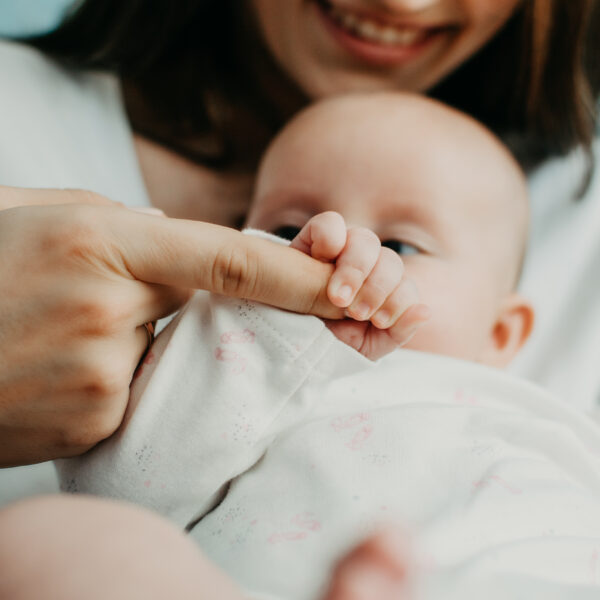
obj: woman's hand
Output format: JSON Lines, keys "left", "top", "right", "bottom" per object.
{"left": 0, "top": 187, "right": 342, "bottom": 467}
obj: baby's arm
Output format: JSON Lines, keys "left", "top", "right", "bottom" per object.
{"left": 290, "top": 211, "right": 431, "bottom": 360}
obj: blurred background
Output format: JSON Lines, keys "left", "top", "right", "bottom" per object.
{"left": 0, "top": 0, "right": 75, "bottom": 37}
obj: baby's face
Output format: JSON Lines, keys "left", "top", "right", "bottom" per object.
{"left": 248, "top": 94, "right": 529, "bottom": 363}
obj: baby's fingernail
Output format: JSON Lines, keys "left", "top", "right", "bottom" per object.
{"left": 334, "top": 284, "right": 353, "bottom": 304}
{"left": 353, "top": 302, "right": 371, "bottom": 321}
{"left": 351, "top": 303, "right": 371, "bottom": 321}
{"left": 372, "top": 310, "right": 391, "bottom": 328}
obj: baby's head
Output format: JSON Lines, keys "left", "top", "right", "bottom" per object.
{"left": 247, "top": 93, "right": 533, "bottom": 367}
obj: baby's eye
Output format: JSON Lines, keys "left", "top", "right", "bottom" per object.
{"left": 271, "top": 225, "right": 302, "bottom": 241}
{"left": 381, "top": 239, "right": 421, "bottom": 256}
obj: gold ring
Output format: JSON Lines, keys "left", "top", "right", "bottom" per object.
{"left": 143, "top": 321, "right": 156, "bottom": 349}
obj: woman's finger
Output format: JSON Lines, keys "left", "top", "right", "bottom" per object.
{"left": 128, "top": 281, "right": 191, "bottom": 328}
{"left": 108, "top": 209, "right": 345, "bottom": 320}
{"left": 0, "top": 185, "right": 120, "bottom": 210}
{"left": 7, "top": 202, "right": 343, "bottom": 321}
{"left": 0, "top": 199, "right": 347, "bottom": 467}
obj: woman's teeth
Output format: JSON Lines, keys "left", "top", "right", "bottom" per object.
{"left": 328, "top": 5, "right": 428, "bottom": 46}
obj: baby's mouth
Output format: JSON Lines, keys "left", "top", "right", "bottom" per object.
{"left": 316, "top": 0, "right": 454, "bottom": 49}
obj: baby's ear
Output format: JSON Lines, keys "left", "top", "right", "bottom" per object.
{"left": 481, "top": 294, "right": 534, "bottom": 368}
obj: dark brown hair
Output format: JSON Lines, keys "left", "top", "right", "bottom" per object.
{"left": 28, "top": 0, "right": 599, "bottom": 178}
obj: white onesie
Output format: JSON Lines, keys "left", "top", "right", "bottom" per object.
{"left": 58, "top": 289, "right": 600, "bottom": 600}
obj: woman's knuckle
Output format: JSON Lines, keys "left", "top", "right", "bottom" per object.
{"left": 66, "top": 208, "right": 103, "bottom": 247}
{"left": 62, "top": 409, "right": 122, "bottom": 450}
{"left": 82, "top": 357, "right": 129, "bottom": 399}
{"left": 88, "top": 376, "right": 126, "bottom": 401}
{"left": 211, "top": 246, "right": 258, "bottom": 297}
{"left": 41, "top": 206, "right": 101, "bottom": 257}
{"left": 89, "top": 409, "right": 124, "bottom": 441}
{"left": 72, "top": 299, "right": 123, "bottom": 336}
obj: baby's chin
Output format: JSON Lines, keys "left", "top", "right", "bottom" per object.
{"left": 400, "top": 335, "right": 482, "bottom": 364}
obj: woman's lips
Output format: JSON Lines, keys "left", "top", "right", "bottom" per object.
{"left": 315, "top": 0, "right": 453, "bottom": 66}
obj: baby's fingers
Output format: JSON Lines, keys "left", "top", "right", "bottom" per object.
{"left": 328, "top": 228, "right": 381, "bottom": 307}
{"left": 345, "top": 247, "right": 404, "bottom": 321}
{"left": 290, "top": 211, "right": 347, "bottom": 261}
{"left": 384, "top": 303, "right": 431, "bottom": 348}
{"left": 371, "top": 278, "right": 430, "bottom": 342}
{"left": 387, "top": 304, "right": 431, "bottom": 347}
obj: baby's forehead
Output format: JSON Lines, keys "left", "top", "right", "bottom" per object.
{"left": 278, "top": 95, "right": 514, "bottom": 178}
{"left": 283, "top": 96, "right": 522, "bottom": 192}
{"left": 260, "top": 93, "right": 527, "bottom": 233}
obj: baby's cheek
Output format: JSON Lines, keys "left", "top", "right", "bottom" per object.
{"left": 403, "top": 263, "right": 496, "bottom": 360}
{"left": 402, "top": 306, "right": 481, "bottom": 360}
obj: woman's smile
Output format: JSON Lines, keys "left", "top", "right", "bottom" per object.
{"left": 315, "top": 0, "right": 460, "bottom": 66}
{"left": 249, "top": 0, "right": 521, "bottom": 97}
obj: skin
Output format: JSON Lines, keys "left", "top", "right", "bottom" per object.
{"left": 0, "top": 2, "right": 541, "bottom": 596}
{"left": 323, "top": 528, "right": 413, "bottom": 600}
{"left": 0, "top": 495, "right": 412, "bottom": 600}
{"left": 249, "top": 0, "right": 522, "bottom": 98}
{"left": 0, "top": 94, "right": 533, "bottom": 597}
{"left": 0, "top": 496, "right": 242, "bottom": 600}
{"left": 248, "top": 93, "right": 533, "bottom": 365}
{"left": 0, "top": 189, "right": 343, "bottom": 467}
{"left": 282, "top": 211, "right": 432, "bottom": 359}
{"left": 0, "top": 0, "right": 526, "bottom": 466}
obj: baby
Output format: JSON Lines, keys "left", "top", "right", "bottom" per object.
{"left": 57, "top": 94, "right": 600, "bottom": 600}
{"left": 246, "top": 92, "right": 533, "bottom": 364}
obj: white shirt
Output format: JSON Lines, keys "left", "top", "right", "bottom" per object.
{"left": 0, "top": 39, "right": 149, "bottom": 206}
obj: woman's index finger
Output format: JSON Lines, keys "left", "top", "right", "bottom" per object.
{"left": 116, "top": 213, "right": 345, "bottom": 320}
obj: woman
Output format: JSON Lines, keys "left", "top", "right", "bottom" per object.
{"left": 0, "top": 0, "right": 598, "bottom": 461}
{"left": 1, "top": 2, "right": 599, "bottom": 598}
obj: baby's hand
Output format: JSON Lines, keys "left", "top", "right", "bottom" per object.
{"left": 290, "top": 212, "right": 430, "bottom": 360}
